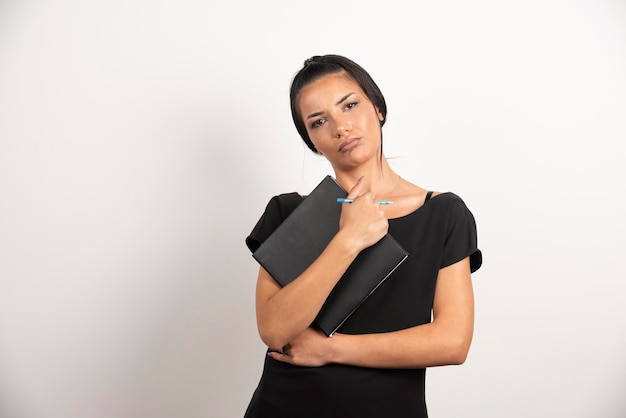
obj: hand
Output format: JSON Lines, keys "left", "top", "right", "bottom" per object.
{"left": 267, "top": 327, "right": 333, "bottom": 367}
{"left": 338, "top": 177, "right": 389, "bottom": 251}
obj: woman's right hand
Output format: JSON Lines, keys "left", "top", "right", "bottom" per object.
{"left": 338, "top": 177, "right": 389, "bottom": 251}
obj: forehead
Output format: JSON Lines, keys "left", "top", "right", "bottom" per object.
{"left": 298, "top": 73, "right": 366, "bottom": 111}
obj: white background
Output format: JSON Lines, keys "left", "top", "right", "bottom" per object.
{"left": 1, "top": 1, "right": 625, "bottom": 417}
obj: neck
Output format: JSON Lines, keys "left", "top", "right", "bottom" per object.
{"left": 334, "top": 156, "right": 399, "bottom": 197}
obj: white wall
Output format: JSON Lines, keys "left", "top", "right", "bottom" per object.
{"left": 1, "top": 1, "right": 625, "bottom": 417}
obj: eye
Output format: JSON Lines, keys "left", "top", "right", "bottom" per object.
{"left": 344, "top": 101, "right": 358, "bottom": 111}
{"left": 310, "top": 118, "right": 326, "bottom": 129}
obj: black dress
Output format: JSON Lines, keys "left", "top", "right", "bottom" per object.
{"left": 244, "top": 191, "right": 482, "bottom": 418}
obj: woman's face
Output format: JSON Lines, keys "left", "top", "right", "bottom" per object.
{"left": 298, "top": 72, "right": 384, "bottom": 170}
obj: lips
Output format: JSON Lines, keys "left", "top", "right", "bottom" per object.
{"left": 338, "top": 137, "right": 359, "bottom": 152}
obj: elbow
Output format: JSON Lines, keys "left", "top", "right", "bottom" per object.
{"left": 258, "top": 326, "right": 289, "bottom": 352}
{"left": 433, "top": 320, "right": 473, "bottom": 365}
{"left": 256, "top": 312, "right": 287, "bottom": 350}
{"left": 448, "top": 347, "right": 469, "bottom": 365}
{"left": 260, "top": 336, "right": 286, "bottom": 353}
{"left": 256, "top": 309, "right": 304, "bottom": 350}
{"left": 446, "top": 337, "right": 472, "bottom": 365}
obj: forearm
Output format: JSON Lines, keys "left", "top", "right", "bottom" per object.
{"left": 265, "top": 244, "right": 475, "bottom": 370}
{"left": 257, "top": 231, "right": 360, "bottom": 349}
{"left": 329, "top": 321, "right": 473, "bottom": 369}
{"left": 326, "top": 259, "right": 475, "bottom": 369}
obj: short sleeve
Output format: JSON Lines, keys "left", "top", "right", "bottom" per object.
{"left": 440, "top": 194, "right": 482, "bottom": 273}
{"left": 245, "top": 192, "right": 303, "bottom": 253}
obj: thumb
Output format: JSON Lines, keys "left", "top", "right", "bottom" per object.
{"left": 346, "top": 176, "right": 365, "bottom": 199}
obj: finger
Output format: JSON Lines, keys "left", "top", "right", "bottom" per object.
{"left": 346, "top": 176, "right": 365, "bottom": 199}
{"left": 267, "top": 351, "right": 291, "bottom": 363}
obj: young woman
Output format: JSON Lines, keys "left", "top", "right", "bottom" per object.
{"left": 244, "top": 54, "right": 482, "bottom": 417}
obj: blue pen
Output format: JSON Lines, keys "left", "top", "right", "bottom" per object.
{"left": 337, "top": 198, "right": 394, "bottom": 205}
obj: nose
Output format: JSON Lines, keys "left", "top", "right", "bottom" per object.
{"left": 335, "top": 119, "right": 352, "bottom": 138}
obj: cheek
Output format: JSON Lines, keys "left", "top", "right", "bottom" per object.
{"left": 307, "top": 126, "right": 331, "bottom": 146}
{"left": 357, "top": 112, "right": 378, "bottom": 131}
{"left": 306, "top": 130, "right": 324, "bottom": 151}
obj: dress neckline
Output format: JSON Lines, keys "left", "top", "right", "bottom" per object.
{"left": 388, "top": 192, "right": 449, "bottom": 221}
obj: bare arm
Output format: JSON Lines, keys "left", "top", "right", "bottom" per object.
{"left": 256, "top": 178, "right": 389, "bottom": 350}
{"left": 270, "top": 257, "right": 474, "bottom": 368}
{"left": 255, "top": 235, "right": 358, "bottom": 350}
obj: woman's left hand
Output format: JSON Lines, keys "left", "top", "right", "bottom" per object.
{"left": 268, "top": 327, "right": 334, "bottom": 367}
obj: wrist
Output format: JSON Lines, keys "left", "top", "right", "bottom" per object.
{"left": 331, "top": 229, "right": 362, "bottom": 258}
{"left": 327, "top": 332, "right": 347, "bottom": 364}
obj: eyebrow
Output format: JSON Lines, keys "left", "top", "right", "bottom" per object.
{"left": 305, "top": 92, "right": 356, "bottom": 120}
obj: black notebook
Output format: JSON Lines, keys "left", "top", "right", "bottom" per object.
{"left": 252, "top": 175, "right": 409, "bottom": 336}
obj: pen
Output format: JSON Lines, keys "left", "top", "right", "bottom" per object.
{"left": 337, "top": 198, "right": 394, "bottom": 205}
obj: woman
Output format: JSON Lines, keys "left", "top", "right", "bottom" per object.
{"left": 244, "top": 54, "right": 482, "bottom": 417}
